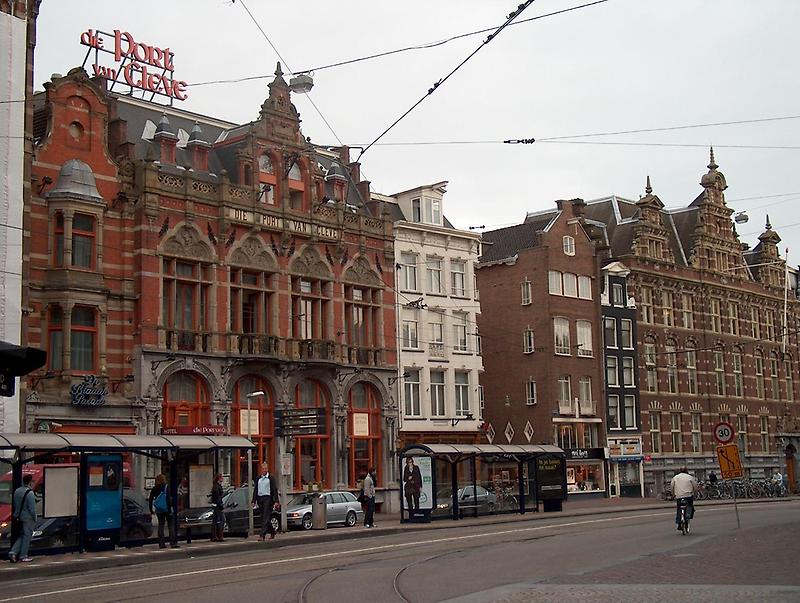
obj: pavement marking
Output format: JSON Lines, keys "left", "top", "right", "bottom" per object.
{"left": 0, "top": 510, "right": 696, "bottom": 601}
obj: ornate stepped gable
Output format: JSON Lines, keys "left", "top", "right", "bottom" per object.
{"left": 686, "top": 148, "right": 746, "bottom": 273}
{"left": 630, "top": 176, "right": 676, "bottom": 264}
{"left": 750, "top": 216, "right": 786, "bottom": 289}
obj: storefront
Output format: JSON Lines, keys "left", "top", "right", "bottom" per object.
{"left": 565, "top": 448, "right": 607, "bottom": 497}
{"left": 607, "top": 437, "right": 644, "bottom": 497}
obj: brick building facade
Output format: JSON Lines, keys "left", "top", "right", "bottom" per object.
{"left": 22, "top": 65, "right": 400, "bottom": 505}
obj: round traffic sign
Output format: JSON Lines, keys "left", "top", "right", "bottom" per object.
{"left": 713, "top": 422, "right": 735, "bottom": 445}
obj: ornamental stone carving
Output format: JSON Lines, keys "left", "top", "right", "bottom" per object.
{"left": 343, "top": 256, "right": 383, "bottom": 287}
{"left": 290, "top": 247, "right": 332, "bottom": 279}
{"left": 229, "top": 236, "right": 278, "bottom": 271}
{"left": 162, "top": 225, "right": 214, "bottom": 261}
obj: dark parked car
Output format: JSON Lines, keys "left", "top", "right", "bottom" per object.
{"left": 177, "top": 487, "right": 279, "bottom": 537}
{"left": 0, "top": 489, "right": 153, "bottom": 550}
{"left": 433, "top": 485, "right": 497, "bottom": 517}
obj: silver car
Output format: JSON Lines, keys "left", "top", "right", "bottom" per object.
{"left": 285, "top": 491, "right": 363, "bottom": 530}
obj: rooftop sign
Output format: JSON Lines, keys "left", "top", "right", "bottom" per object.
{"left": 80, "top": 28, "right": 188, "bottom": 103}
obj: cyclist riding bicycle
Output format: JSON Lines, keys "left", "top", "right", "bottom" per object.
{"left": 670, "top": 467, "right": 698, "bottom": 530}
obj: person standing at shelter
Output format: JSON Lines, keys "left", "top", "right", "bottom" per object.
{"left": 363, "top": 467, "right": 376, "bottom": 528}
{"left": 210, "top": 473, "right": 225, "bottom": 542}
{"left": 252, "top": 463, "right": 278, "bottom": 541}
{"left": 149, "top": 473, "right": 178, "bottom": 549}
{"left": 8, "top": 474, "right": 36, "bottom": 563}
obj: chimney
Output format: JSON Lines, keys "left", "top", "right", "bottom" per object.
{"left": 186, "top": 122, "right": 210, "bottom": 172}
{"left": 153, "top": 114, "right": 177, "bottom": 165}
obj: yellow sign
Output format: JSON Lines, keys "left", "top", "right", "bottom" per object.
{"left": 716, "top": 444, "right": 744, "bottom": 479}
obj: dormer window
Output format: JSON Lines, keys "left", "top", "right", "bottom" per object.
{"left": 563, "top": 236, "right": 575, "bottom": 256}
{"left": 425, "top": 197, "right": 441, "bottom": 225}
{"left": 258, "top": 153, "right": 277, "bottom": 204}
{"left": 412, "top": 198, "right": 421, "bottom": 222}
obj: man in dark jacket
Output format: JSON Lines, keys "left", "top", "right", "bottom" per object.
{"left": 252, "top": 463, "right": 278, "bottom": 540}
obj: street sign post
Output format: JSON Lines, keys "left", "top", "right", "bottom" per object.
{"left": 716, "top": 443, "right": 743, "bottom": 528}
{"left": 275, "top": 408, "right": 326, "bottom": 437}
{"left": 713, "top": 422, "right": 735, "bottom": 445}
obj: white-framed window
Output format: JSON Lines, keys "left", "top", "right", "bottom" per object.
{"left": 765, "top": 311, "right": 775, "bottom": 341}
{"left": 662, "top": 290, "right": 674, "bottom": 327}
{"left": 453, "top": 312, "right": 468, "bottom": 352}
{"left": 429, "top": 313, "right": 444, "bottom": 344}
{"left": 548, "top": 270, "right": 562, "bottom": 295}
{"left": 523, "top": 328, "right": 535, "bottom": 354}
{"left": 650, "top": 411, "right": 662, "bottom": 453}
{"left": 578, "top": 275, "right": 592, "bottom": 300}
{"left": 455, "top": 372, "right": 470, "bottom": 416}
{"left": 620, "top": 319, "right": 633, "bottom": 348}
{"left": 691, "top": 412, "right": 702, "bottom": 453}
{"left": 751, "top": 307, "right": 761, "bottom": 339}
{"left": 640, "top": 286, "right": 653, "bottom": 323}
{"left": 554, "top": 317, "right": 570, "bottom": 355}
{"left": 400, "top": 252, "right": 418, "bottom": 291}
{"left": 714, "top": 348, "right": 726, "bottom": 395}
{"left": 710, "top": 299, "right": 721, "bottom": 333}
{"left": 736, "top": 414, "right": 747, "bottom": 453}
{"left": 479, "top": 385, "right": 485, "bottom": 414}
{"left": 557, "top": 375, "right": 571, "bottom": 403}
{"left": 612, "top": 283, "right": 624, "bottom": 306}
{"left": 622, "top": 357, "right": 635, "bottom": 387}
{"left": 604, "top": 317, "right": 617, "bottom": 348}
{"left": 576, "top": 320, "right": 593, "bottom": 356}
{"left": 606, "top": 356, "right": 619, "bottom": 387}
{"left": 666, "top": 340, "right": 678, "bottom": 394}
{"left": 645, "top": 341, "right": 658, "bottom": 393}
{"left": 687, "top": 343, "right": 698, "bottom": 395}
{"left": 425, "top": 197, "right": 442, "bottom": 225}
{"left": 671, "top": 412, "right": 682, "bottom": 453}
{"left": 521, "top": 279, "right": 532, "bottom": 305}
{"left": 563, "top": 273, "right": 578, "bottom": 297}
{"left": 426, "top": 257, "right": 442, "bottom": 294}
{"left": 760, "top": 415, "right": 769, "bottom": 452}
{"left": 785, "top": 358, "right": 794, "bottom": 401}
{"left": 733, "top": 350, "right": 743, "bottom": 397}
{"left": 682, "top": 293, "right": 694, "bottom": 329}
{"left": 402, "top": 317, "right": 419, "bottom": 349}
{"left": 404, "top": 369, "right": 421, "bottom": 417}
{"left": 579, "top": 376, "right": 592, "bottom": 404}
{"left": 770, "top": 353, "right": 780, "bottom": 400}
{"left": 563, "top": 235, "right": 575, "bottom": 256}
{"left": 624, "top": 395, "right": 636, "bottom": 428}
{"left": 526, "top": 379, "right": 537, "bottom": 405}
{"left": 728, "top": 302, "right": 740, "bottom": 336}
{"left": 755, "top": 352, "right": 765, "bottom": 398}
{"left": 608, "top": 395, "right": 621, "bottom": 429}
{"left": 451, "top": 259, "right": 466, "bottom": 297}
{"left": 430, "top": 370, "right": 446, "bottom": 417}
{"left": 411, "top": 198, "right": 421, "bottom": 222}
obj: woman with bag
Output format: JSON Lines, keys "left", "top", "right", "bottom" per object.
{"left": 149, "top": 474, "right": 178, "bottom": 549}
{"left": 209, "top": 473, "right": 225, "bottom": 542}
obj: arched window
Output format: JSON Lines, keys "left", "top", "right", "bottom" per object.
{"left": 665, "top": 338, "right": 677, "bottom": 394}
{"left": 294, "top": 380, "right": 330, "bottom": 489}
{"left": 349, "top": 382, "right": 382, "bottom": 487}
{"left": 232, "top": 375, "right": 274, "bottom": 487}
{"left": 162, "top": 371, "right": 210, "bottom": 428}
{"left": 769, "top": 351, "right": 781, "bottom": 400}
{"left": 686, "top": 341, "right": 698, "bottom": 395}
{"left": 258, "top": 153, "right": 277, "bottom": 204}
{"left": 754, "top": 351, "right": 765, "bottom": 398}
{"left": 287, "top": 160, "right": 306, "bottom": 210}
{"left": 243, "top": 163, "right": 252, "bottom": 186}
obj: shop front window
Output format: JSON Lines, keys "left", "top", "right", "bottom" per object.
{"left": 294, "top": 380, "right": 330, "bottom": 490}
{"left": 567, "top": 463, "right": 605, "bottom": 493}
{"left": 162, "top": 371, "right": 210, "bottom": 428}
{"left": 349, "top": 382, "right": 381, "bottom": 486}
{"left": 232, "top": 375, "right": 273, "bottom": 487}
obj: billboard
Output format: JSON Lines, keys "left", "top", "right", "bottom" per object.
{"left": 401, "top": 455, "right": 433, "bottom": 512}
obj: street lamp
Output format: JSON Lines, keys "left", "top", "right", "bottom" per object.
{"left": 245, "top": 390, "right": 264, "bottom": 538}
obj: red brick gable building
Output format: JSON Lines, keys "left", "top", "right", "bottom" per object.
{"left": 22, "top": 65, "right": 399, "bottom": 503}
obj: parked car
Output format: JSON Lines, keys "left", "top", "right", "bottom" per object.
{"left": 0, "top": 489, "right": 153, "bottom": 550}
{"left": 177, "top": 486, "right": 280, "bottom": 537}
{"left": 285, "top": 491, "right": 363, "bottom": 530}
{"left": 433, "top": 485, "right": 497, "bottom": 517}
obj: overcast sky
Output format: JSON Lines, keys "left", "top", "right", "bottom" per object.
{"left": 34, "top": 0, "right": 800, "bottom": 261}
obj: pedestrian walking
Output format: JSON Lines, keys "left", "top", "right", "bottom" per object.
{"left": 149, "top": 474, "right": 178, "bottom": 549}
{"left": 362, "top": 467, "right": 376, "bottom": 528}
{"left": 707, "top": 471, "right": 718, "bottom": 485}
{"left": 252, "top": 463, "right": 278, "bottom": 541}
{"left": 8, "top": 474, "right": 36, "bottom": 563}
{"left": 210, "top": 473, "right": 225, "bottom": 542}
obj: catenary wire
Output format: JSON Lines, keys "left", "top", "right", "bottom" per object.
{"left": 188, "top": 1, "right": 610, "bottom": 87}
{"left": 355, "top": 0, "right": 537, "bottom": 161}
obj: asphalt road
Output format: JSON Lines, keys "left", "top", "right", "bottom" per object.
{"left": 1, "top": 501, "right": 798, "bottom": 603}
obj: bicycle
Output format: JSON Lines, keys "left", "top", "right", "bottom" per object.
{"left": 676, "top": 497, "right": 692, "bottom": 535}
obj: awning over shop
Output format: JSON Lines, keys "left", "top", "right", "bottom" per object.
{"left": 0, "top": 432, "right": 255, "bottom": 452}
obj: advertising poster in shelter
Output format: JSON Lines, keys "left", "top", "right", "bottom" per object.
{"left": 189, "top": 464, "right": 214, "bottom": 509}
{"left": 402, "top": 455, "right": 433, "bottom": 512}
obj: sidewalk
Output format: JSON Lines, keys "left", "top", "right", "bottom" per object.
{"left": 1, "top": 496, "right": 793, "bottom": 581}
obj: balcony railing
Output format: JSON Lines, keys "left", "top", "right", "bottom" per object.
{"left": 429, "top": 342, "right": 445, "bottom": 358}
{"left": 231, "top": 334, "right": 282, "bottom": 356}
{"left": 579, "top": 399, "right": 597, "bottom": 415}
{"left": 165, "top": 330, "right": 212, "bottom": 353}
{"left": 558, "top": 400, "right": 573, "bottom": 415}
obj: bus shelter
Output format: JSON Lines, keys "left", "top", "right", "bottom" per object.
{"left": 398, "top": 443, "right": 567, "bottom": 522}
{"left": 0, "top": 432, "right": 254, "bottom": 553}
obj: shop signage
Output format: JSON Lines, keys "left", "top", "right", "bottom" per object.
{"left": 225, "top": 208, "right": 340, "bottom": 240}
{"left": 352, "top": 413, "right": 369, "bottom": 437}
{"left": 71, "top": 375, "right": 108, "bottom": 407}
{"left": 161, "top": 425, "right": 228, "bottom": 436}
{"left": 608, "top": 439, "right": 643, "bottom": 459}
{"left": 79, "top": 28, "right": 188, "bottom": 102}
{"left": 566, "top": 448, "right": 605, "bottom": 460}
{"left": 275, "top": 408, "right": 326, "bottom": 437}
{"left": 535, "top": 455, "right": 566, "bottom": 500}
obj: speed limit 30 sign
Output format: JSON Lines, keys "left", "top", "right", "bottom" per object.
{"left": 713, "top": 422, "right": 735, "bottom": 445}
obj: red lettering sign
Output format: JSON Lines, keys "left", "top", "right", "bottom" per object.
{"left": 79, "top": 28, "right": 188, "bottom": 101}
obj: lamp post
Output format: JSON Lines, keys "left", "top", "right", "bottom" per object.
{"left": 245, "top": 390, "right": 264, "bottom": 538}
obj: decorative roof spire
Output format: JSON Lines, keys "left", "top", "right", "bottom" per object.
{"left": 766, "top": 214, "right": 772, "bottom": 230}
{"left": 645, "top": 175, "right": 652, "bottom": 195}
{"left": 155, "top": 112, "right": 172, "bottom": 135}
{"left": 708, "top": 146, "right": 717, "bottom": 171}
{"left": 188, "top": 121, "right": 203, "bottom": 142}
{"left": 275, "top": 62, "right": 283, "bottom": 77}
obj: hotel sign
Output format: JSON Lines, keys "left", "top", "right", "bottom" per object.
{"left": 80, "top": 28, "right": 188, "bottom": 102}
{"left": 225, "top": 208, "right": 339, "bottom": 240}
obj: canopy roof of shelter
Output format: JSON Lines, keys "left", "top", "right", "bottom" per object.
{"left": 399, "top": 443, "right": 564, "bottom": 462}
{"left": 0, "top": 433, "right": 254, "bottom": 453}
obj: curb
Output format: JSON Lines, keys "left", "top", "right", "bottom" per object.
{"left": 3, "top": 496, "right": 795, "bottom": 580}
